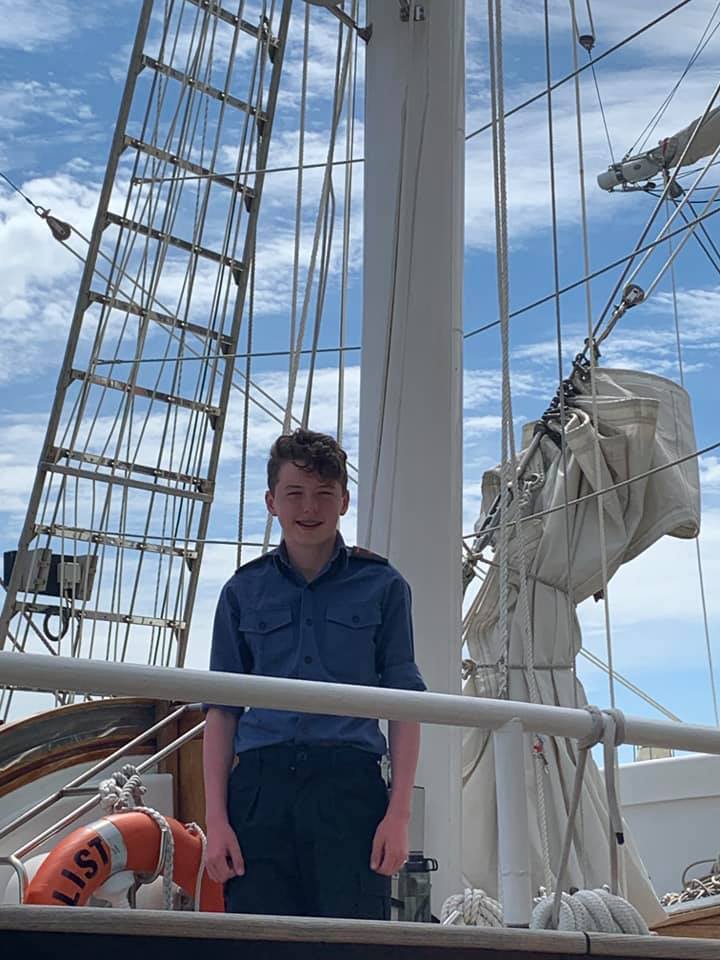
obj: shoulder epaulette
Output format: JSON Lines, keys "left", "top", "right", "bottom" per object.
{"left": 348, "top": 545, "right": 389, "bottom": 565}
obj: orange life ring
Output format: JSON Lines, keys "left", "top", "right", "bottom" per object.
{"left": 23, "top": 810, "right": 224, "bottom": 911}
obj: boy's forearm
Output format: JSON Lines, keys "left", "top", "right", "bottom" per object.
{"left": 386, "top": 719, "right": 421, "bottom": 821}
{"left": 203, "top": 707, "right": 238, "bottom": 823}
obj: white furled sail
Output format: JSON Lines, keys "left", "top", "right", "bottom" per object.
{"left": 658, "top": 106, "right": 720, "bottom": 168}
{"left": 598, "top": 106, "right": 720, "bottom": 191}
{"left": 462, "top": 368, "right": 700, "bottom": 924}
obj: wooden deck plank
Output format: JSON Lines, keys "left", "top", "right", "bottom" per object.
{"left": 2, "top": 907, "right": 720, "bottom": 958}
{"left": 587, "top": 931, "right": 720, "bottom": 958}
{"left": 0, "top": 907, "right": 585, "bottom": 953}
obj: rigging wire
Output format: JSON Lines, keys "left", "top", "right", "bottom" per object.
{"left": 49, "top": 434, "right": 720, "bottom": 551}
{"left": 578, "top": 647, "right": 682, "bottom": 724}
{"left": 655, "top": 194, "right": 720, "bottom": 274}
{"left": 587, "top": 54, "right": 615, "bottom": 165}
{"left": 0, "top": 174, "right": 361, "bottom": 480}
{"left": 466, "top": 0, "right": 694, "bottom": 142}
{"left": 631, "top": 1, "right": 720, "bottom": 157}
{"left": 571, "top": 0, "right": 615, "bottom": 164}
{"left": 462, "top": 553, "right": 681, "bottom": 723}
{"left": 544, "top": 0, "right": 587, "bottom": 724}
{"left": 131, "top": 156, "right": 364, "bottom": 186}
{"left": 583, "top": 0, "right": 596, "bottom": 40}
{"left": 590, "top": 81, "right": 720, "bottom": 343}
{"left": 261, "top": 2, "right": 355, "bottom": 553}
{"left": 568, "top": 0, "right": 594, "bottom": 884}
{"left": 463, "top": 202, "right": 720, "bottom": 339}
{"left": 681, "top": 197, "right": 720, "bottom": 271}
{"left": 567, "top": 0, "right": 618, "bottom": 720}
{"left": 487, "top": 0, "right": 554, "bottom": 892}
{"left": 94, "top": 345, "right": 362, "bottom": 364}
{"left": 337, "top": 0, "right": 360, "bottom": 449}
{"left": 664, "top": 194, "right": 720, "bottom": 726}
{"left": 641, "top": 171, "right": 720, "bottom": 303}
{"left": 0, "top": 0, "right": 295, "bottom": 701}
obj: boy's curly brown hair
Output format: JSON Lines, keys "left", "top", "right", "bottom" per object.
{"left": 267, "top": 428, "right": 348, "bottom": 493}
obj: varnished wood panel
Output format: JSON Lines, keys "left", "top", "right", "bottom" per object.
{"left": 155, "top": 703, "right": 206, "bottom": 826}
{"left": 651, "top": 900, "right": 720, "bottom": 940}
{"left": 0, "top": 698, "right": 157, "bottom": 797}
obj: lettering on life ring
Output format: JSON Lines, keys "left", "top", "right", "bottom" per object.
{"left": 52, "top": 834, "right": 110, "bottom": 905}
{"left": 24, "top": 811, "right": 223, "bottom": 912}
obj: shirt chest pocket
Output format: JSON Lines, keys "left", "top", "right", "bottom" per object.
{"left": 239, "top": 606, "right": 294, "bottom": 677}
{"left": 323, "top": 602, "right": 382, "bottom": 683}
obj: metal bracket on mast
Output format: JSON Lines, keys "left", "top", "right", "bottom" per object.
{"left": 398, "top": 1, "right": 426, "bottom": 22}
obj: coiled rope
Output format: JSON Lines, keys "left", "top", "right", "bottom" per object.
{"left": 440, "top": 888, "right": 503, "bottom": 927}
{"left": 445, "top": 706, "right": 650, "bottom": 934}
{"left": 531, "top": 886, "right": 649, "bottom": 934}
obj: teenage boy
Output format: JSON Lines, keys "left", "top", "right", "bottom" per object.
{"left": 203, "top": 428, "right": 426, "bottom": 919}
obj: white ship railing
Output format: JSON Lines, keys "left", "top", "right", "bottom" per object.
{"left": 4, "top": 650, "right": 720, "bottom": 925}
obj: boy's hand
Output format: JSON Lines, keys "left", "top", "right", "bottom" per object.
{"left": 206, "top": 820, "right": 245, "bottom": 883}
{"left": 370, "top": 811, "right": 409, "bottom": 876}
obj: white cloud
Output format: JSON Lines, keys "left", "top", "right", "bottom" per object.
{"left": 700, "top": 456, "right": 720, "bottom": 491}
{"left": 0, "top": 172, "right": 101, "bottom": 383}
{"left": 0, "top": 1, "right": 77, "bottom": 50}
{"left": 578, "top": 508, "right": 720, "bottom": 672}
{"left": 0, "top": 81, "right": 94, "bottom": 135}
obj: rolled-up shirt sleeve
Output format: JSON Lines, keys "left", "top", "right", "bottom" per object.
{"left": 203, "top": 579, "right": 253, "bottom": 715}
{"left": 376, "top": 574, "right": 427, "bottom": 691}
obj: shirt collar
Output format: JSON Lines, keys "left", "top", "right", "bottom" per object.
{"left": 272, "top": 531, "right": 348, "bottom": 581}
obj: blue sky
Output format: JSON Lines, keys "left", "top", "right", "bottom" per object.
{"left": 2, "top": 0, "right": 720, "bottom": 743}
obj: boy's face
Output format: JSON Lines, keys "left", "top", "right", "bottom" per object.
{"left": 265, "top": 461, "right": 349, "bottom": 550}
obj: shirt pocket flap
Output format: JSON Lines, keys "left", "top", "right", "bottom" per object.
{"left": 239, "top": 606, "right": 292, "bottom": 634}
{"left": 326, "top": 602, "right": 381, "bottom": 629}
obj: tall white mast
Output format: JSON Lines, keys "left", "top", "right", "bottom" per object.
{"left": 359, "top": 0, "right": 465, "bottom": 909}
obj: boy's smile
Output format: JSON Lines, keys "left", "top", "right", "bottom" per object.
{"left": 265, "top": 461, "right": 349, "bottom": 563}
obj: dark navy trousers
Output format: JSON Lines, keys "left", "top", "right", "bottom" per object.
{"left": 224, "top": 744, "right": 391, "bottom": 919}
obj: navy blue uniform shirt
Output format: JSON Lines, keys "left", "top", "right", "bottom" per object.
{"left": 206, "top": 534, "right": 426, "bottom": 755}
